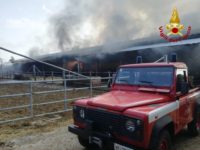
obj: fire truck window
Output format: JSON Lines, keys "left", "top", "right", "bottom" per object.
{"left": 176, "top": 69, "right": 187, "bottom": 92}
{"left": 115, "top": 67, "right": 173, "bottom": 87}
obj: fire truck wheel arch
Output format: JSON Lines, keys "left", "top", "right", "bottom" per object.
{"left": 149, "top": 115, "right": 174, "bottom": 149}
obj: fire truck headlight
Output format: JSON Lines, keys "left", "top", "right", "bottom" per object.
{"left": 125, "top": 120, "right": 135, "bottom": 132}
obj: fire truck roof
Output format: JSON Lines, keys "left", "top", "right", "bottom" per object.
{"left": 121, "top": 62, "right": 187, "bottom": 69}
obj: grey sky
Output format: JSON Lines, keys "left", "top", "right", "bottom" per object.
{"left": 0, "top": 0, "right": 64, "bottom": 61}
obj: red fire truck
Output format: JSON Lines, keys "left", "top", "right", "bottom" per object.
{"left": 69, "top": 58, "right": 200, "bottom": 150}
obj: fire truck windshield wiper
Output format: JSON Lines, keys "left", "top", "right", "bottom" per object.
{"left": 139, "top": 80, "right": 155, "bottom": 87}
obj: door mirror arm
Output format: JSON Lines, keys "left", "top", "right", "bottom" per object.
{"left": 180, "top": 82, "right": 189, "bottom": 95}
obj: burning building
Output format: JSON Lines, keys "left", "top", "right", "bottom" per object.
{"left": 12, "top": 33, "right": 200, "bottom": 82}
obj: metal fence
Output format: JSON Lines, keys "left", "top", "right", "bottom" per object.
{"left": 0, "top": 76, "right": 112, "bottom": 124}
{"left": 13, "top": 71, "right": 114, "bottom": 81}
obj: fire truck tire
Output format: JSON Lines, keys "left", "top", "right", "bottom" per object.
{"left": 187, "top": 111, "right": 200, "bottom": 136}
{"left": 150, "top": 130, "right": 172, "bottom": 150}
{"left": 78, "top": 136, "right": 94, "bottom": 149}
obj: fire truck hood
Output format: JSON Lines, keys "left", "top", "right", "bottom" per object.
{"left": 87, "top": 91, "right": 170, "bottom": 112}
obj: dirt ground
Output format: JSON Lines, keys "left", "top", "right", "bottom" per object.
{"left": 0, "top": 115, "right": 200, "bottom": 150}
{"left": 0, "top": 114, "right": 83, "bottom": 150}
{"left": 0, "top": 124, "right": 83, "bottom": 150}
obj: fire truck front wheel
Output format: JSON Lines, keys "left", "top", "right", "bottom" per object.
{"left": 151, "top": 130, "right": 172, "bottom": 150}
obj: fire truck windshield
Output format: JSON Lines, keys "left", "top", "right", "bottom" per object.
{"left": 115, "top": 67, "right": 174, "bottom": 87}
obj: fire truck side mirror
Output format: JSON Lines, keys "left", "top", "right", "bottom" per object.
{"left": 108, "top": 73, "right": 116, "bottom": 88}
{"left": 180, "top": 82, "right": 189, "bottom": 95}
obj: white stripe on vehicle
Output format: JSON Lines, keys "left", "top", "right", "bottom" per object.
{"left": 148, "top": 100, "right": 179, "bottom": 123}
{"left": 188, "top": 92, "right": 200, "bottom": 99}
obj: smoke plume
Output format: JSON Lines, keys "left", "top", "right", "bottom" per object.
{"left": 49, "top": 0, "right": 200, "bottom": 52}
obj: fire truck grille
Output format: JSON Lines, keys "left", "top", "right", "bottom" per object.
{"left": 86, "top": 109, "right": 144, "bottom": 141}
{"left": 73, "top": 107, "right": 144, "bottom": 141}
{"left": 86, "top": 109, "right": 121, "bottom": 133}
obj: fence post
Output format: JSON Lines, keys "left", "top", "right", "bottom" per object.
{"left": 63, "top": 71, "right": 67, "bottom": 111}
{"left": 43, "top": 71, "right": 46, "bottom": 80}
{"left": 51, "top": 71, "right": 54, "bottom": 82}
{"left": 90, "top": 74, "right": 93, "bottom": 97}
{"left": 108, "top": 71, "right": 111, "bottom": 78}
{"left": 33, "top": 65, "right": 36, "bottom": 81}
{"left": 29, "top": 82, "right": 33, "bottom": 117}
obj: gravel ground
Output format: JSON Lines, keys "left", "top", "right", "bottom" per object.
{"left": 0, "top": 126, "right": 84, "bottom": 150}
{"left": 1, "top": 126, "right": 200, "bottom": 150}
